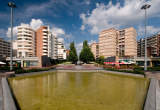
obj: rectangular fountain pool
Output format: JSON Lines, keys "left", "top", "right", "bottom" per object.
{"left": 9, "top": 72, "right": 149, "bottom": 110}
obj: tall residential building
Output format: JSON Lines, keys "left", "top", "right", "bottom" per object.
{"left": 137, "top": 33, "right": 160, "bottom": 57}
{"left": 36, "top": 26, "right": 58, "bottom": 59}
{"left": 36, "top": 26, "right": 49, "bottom": 57}
{"left": 99, "top": 28, "right": 118, "bottom": 58}
{"left": 48, "top": 33, "right": 58, "bottom": 59}
{"left": 118, "top": 27, "right": 137, "bottom": 57}
{"left": 13, "top": 40, "right": 18, "bottom": 57}
{"left": 17, "top": 25, "right": 35, "bottom": 57}
{"left": 57, "top": 41, "right": 66, "bottom": 60}
{"left": 99, "top": 27, "right": 137, "bottom": 58}
{"left": 90, "top": 42, "right": 99, "bottom": 59}
{"left": 0, "top": 38, "right": 10, "bottom": 60}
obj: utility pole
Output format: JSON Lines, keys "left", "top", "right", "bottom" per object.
{"left": 141, "top": 4, "right": 151, "bottom": 71}
{"left": 8, "top": 2, "right": 16, "bottom": 71}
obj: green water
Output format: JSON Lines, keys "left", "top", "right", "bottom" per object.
{"left": 9, "top": 72, "right": 149, "bottom": 110}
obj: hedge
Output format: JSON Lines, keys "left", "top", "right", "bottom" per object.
{"left": 15, "top": 68, "right": 55, "bottom": 74}
{"left": 105, "top": 67, "right": 144, "bottom": 75}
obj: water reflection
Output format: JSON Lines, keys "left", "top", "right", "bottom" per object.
{"left": 9, "top": 72, "right": 149, "bottom": 110}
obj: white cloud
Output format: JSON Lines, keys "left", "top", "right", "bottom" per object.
{"left": 51, "top": 27, "right": 65, "bottom": 37}
{"left": 85, "top": 0, "right": 90, "bottom": 5}
{"left": 80, "top": 25, "right": 85, "bottom": 31}
{"left": 88, "top": 40, "right": 96, "bottom": 45}
{"left": 80, "top": 0, "right": 160, "bottom": 34}
{"left": 138, "top": 25, "right": 160, "bottom": 37}
{"left": 58, "top": 37, "right": 64, "bottom": 43}
{"left": 30, "top": 19, "right": 43, "bottom": 30}
{"left": 6, "top": 19, "right": 44, "bottom": 39}
{"left": 6, "top": 26, "right": 18, "bottom": 40}
{"left": 0, "top": 29, "right": 6, "bottom": 38}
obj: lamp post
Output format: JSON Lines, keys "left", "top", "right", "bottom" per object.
{"left": 141, "top": 4, "right": 151, "bottom": 71}
{"left": 8, "top": 2, "right": 16, "bottom": 71}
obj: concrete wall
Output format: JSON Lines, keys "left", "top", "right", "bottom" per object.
{"left": 1, "top": 78, "right": 17, "bottom": 110}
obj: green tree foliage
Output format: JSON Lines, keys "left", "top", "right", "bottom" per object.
{"left": 96, "top": 56, "right": 105, "bottom": 65}
{"left": 68, "top": 42, "right": 78, "bottom": 64}
{"left": 79, "top": 40, "right": 95, "bottom": 63}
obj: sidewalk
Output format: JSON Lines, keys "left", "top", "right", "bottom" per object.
{"left": 0, "top": 77, "right": 3, "bottom": 110}
{"left": 145, "top": 71, "right": 160, "bottom": 80}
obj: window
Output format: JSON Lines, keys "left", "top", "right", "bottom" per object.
{"left": 18, "top": 45, "right": 22, "bottom": 47}
{"left": 19, "top": 52, "right": 22, "bottom": 57}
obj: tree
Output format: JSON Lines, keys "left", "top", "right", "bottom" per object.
{"left": 68, "top": 42, "right": 78, "bottom": 64}
{"left": 96, "top": 56, "right": 105, "bottom": 65}
{"left": 79, "top": 40, "right": 95, "bottom": 63}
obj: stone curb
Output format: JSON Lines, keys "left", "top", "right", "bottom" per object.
{"left": 15, "top": 69, "right": 144, "bottom": 78}
{"left": 2, "top": 78, "right": 17, "bottom": 110}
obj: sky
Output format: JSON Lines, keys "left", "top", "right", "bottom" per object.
{"left": 0, "top": 0, "right": 160, "bottom": 54}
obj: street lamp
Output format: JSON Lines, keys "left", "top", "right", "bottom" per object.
{"left": 141, "top": 4, "right": 151, "bottom": 71}
{"left": 8, "top": 2, "right": 16, "bottom": 71}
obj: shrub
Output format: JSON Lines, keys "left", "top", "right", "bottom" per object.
{"left": 104, "top": 67, "right": 144, "bottom": 75}
{"left": 148, "top": 67, "right": 160, "bottom": 71}
{"left": 0, "top": 66, "right": 22, "bottom": 71}
{"left": 96, "top": 56, "right": 105, "bottom": 65}
{"left": 15, "top": 68, "right": 54, "bottom": 74}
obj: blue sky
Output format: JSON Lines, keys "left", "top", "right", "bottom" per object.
{"left": 0, "top": 0, "right": 160, "bottom": 53}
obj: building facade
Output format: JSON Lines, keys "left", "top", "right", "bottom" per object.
{"left": 99, "top": 27, "right": 137, "bottom": 59}
{"left": 13, "top": 40, "right": 18, "bottom": 57}
{"left": 90, "top": 42, "right": 99, "bottom": 59}
{"left": 99, "top": 28, "right": 118, "bottom": 58}
{"left": 36, "top": 26, "right": 58, "bottom": 59}
{"left": 17, "top": 25, "right": 36, "bottom": 58}
{"left": 118, "top": 27, "right": 137, "bottom": 58}
{"left": 57, "top": 41, "right": 66, "bottom": 60}
{"left": 36, "top": 26, "right": 49, "bottom": 57}
{"left": 0, "top": 38, "right": 10, "bottom": 60}
{"left": 48, "top": 34, "right": 58, "bottom": 59}
{"left": 137, "top": 33, "right": 160, "bottom": 57}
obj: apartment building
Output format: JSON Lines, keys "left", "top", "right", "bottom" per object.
{"left": 17, "top": 25, "right": 36, "bottom": 57}
{"left": 48, "top": 33, "right": 58, "bottom": 59}
{"left": 36, "top": 26, "right": 58, "bottom": 59}
{"left": 99, "top": 27, "right": 137, "bottom": 58}
{"left": 36, "top": 26, "right": 49, "bottom": 57}
{"left": 137, "top": 33, "right": 160, "bottom": 57}
{"left": 99, "top": 28, "right": 118, "bottom": 58}
{"left": 13, "top": 40, "right": 17, "bottom": 57}
{"left": 57, "top": 41, "right": 66, "bottom": 60}
{"left": 118, "top": 27, "right": 137, "bottom": 57}
{"left": 0, "top": 38, "right": 10, "bottom": 60}
{"left": 90, "top": 42, "right": 99, "bottom": 59}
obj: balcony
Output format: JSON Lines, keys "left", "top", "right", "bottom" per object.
{"left": 43, "top": 32, "right": 48, "bottom": 35}
{"left": 43, "top": 46, "right": 48, "bottom": 49}
{"left": 42, "top": 29, "right": 48, "bottom": 32}
{"left": 43, "top": 42, "right": 48, "bottom": 46}
{"left": 43, "top": 35, "right": 48, "bottom": 39}
{"left": 43, "top": 39, "right": 48, "bottom": 43}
